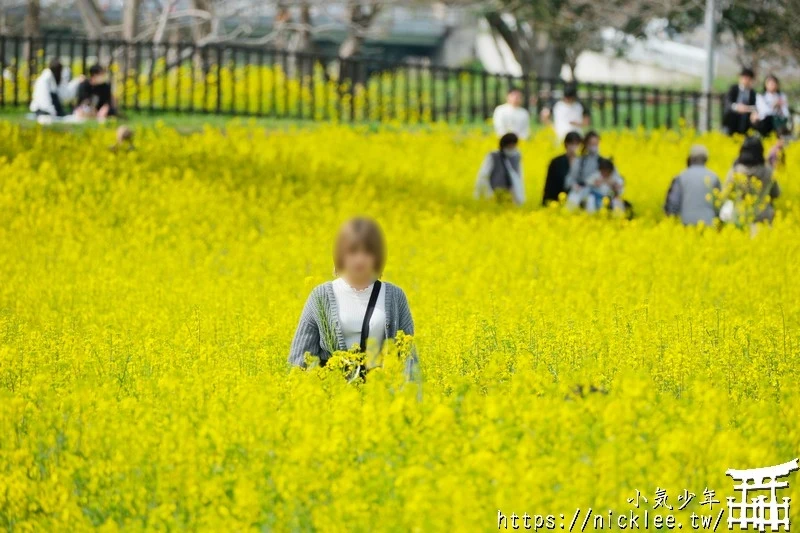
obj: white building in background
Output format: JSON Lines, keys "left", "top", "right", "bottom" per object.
{"left": 473, "top": 18, "right": 744, "bottom": 86}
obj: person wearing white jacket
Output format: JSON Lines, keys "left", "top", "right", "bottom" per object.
{"left": 30, "top": 60, "right": 83, "bottom": 117}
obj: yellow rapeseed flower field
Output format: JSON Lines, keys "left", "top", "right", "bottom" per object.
{"left": 0, "top": 121, "right": 799, "bottom": 531}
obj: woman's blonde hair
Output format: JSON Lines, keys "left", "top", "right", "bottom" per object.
{"left": 333, "top": 217, "right": 386, "bottom": 276}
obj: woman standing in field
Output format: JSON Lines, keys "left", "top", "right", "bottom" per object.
{"left": 724, "top": 136, "right": 780, "bottom": 225}
{"left": 288, "top": 217, "right": 416, "bottom": 376}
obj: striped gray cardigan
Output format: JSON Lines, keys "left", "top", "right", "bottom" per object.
{"left": 288, "top": 281, "right": 415, "bottom": 368}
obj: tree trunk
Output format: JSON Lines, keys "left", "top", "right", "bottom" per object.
{"left": 536, "top": 45, "right": 566, "bottom": 80}
{"left": 75, "top": 0, "right": 107, "bottom": 39}
{"left": 22, "top": 0, "right": 40, "bottom": 72}
{"left": 189, "top": 0, "right": 214, "bottom": 44}
{"left": 123, "top": 0, "right": 142, "bottom": 42}
{"left": 24, "top": 0, "right": 40, "bottom": 37}
{"left": 288, "top": 3, "right": 316, "bottom": 78}
{"left": 296, "top": 3, "right": 314, "bottom": 53}
{"left": 189, "top": 0, "right": 214, "bottom": 74}
{"left": 337, "top": 2, "right": 380, "bottom": 60}
{"left": 484, "top": 12, "right": 565, "bottom": 80}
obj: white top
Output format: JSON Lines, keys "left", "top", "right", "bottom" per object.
{"left": 552, "top": 100, "right": 585, "bottom": 141}
{"left": 474, "top": 153, "right": 526, "bottom": 205}
{"left": 756, "top": 92, "right": 789, "bottom": 120}
{"left": 332, "top": 277, "right": 386, "bottom": 351}
{"left": 30, "top": 68, "right": 82, "bottom": 116}
{"left": 493, "top": 103, "right": 531, "bottom": 140}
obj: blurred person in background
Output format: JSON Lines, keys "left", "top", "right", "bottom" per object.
{"left": 110, "top": 126, "right": 135, "bottom": 152}
{"left": 754, "top": 75, "right": 790, "bottom": 137}
{"left": 664, "top": 145, "right": 721, "bottom": 226}
{"left": 585, "top": 157, "right": 625, "bottom": 213}
{"left": 768, "top": 130, "right": 789, "bottom": 169}
{"left": 29, "top": 59, "right": 83, "bottom": 117}
{"left": 288, "top": 217, "right": 417, "bottom": 379}
{"left": 565, "top": 130, "right": 602, "bottom": 207}
{"left": 542, "top": 131, "right": 583, "bottom": 205}
{"left": 541, "top": 84, "right": 590, "bottom": 141}
{"left": 723, "top": 68, "right": 757, "bottom": 135}
{"left": 76, "top": 64, "right": 117, "bottom": 120}
{"left": 724, "top": 136, "right": 780, "bottom": 225}
{"left": 493, "top": 88, "right": 531, "bottom": 141}
{"left": 474, "top": 133, "right": 526, "bottom": 205}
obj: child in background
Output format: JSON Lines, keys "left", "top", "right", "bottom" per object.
{"left": 767, "top": 128, "right": 790, "bottom": 169}
{"left": 586, "top": 158, "right": 625, "bottom": 213}
{"left": 110, "top": 126, "right": 135, "bottom": 152}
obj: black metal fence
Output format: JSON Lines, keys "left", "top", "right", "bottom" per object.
{"left": 0, "top": 34, "right": 727, "bottom": 130}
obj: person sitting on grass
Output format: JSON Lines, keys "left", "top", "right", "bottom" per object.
{"left": 542, "top": 131, "right": 582, "bottom": 206}
{"left": 723, "top": 68, "right": 757, "bottom": 136}
{"left": 565, "top": 131, "right": 602, "bottom": 208}
{"left": 664, "top": 145, "right": 721, "bottom": 227}
{"left": 75, "top": 64, "right": 117, "bottom": 120}
{"left": 767, "top": 128, "right": 791, "bottom": 169}
{"left": 585, "top": 157, "right": 625, "bottom": 213}
{"left": 29, "top": 59, "right": 83, "bottom": 118}
{"left": 724, "top": 136, "right": 780, "bottom": 225}
{"left": 474, "top": 133, "right": 526, "bottom": 205}
{"left": 754, "top": 75, "right": 790, "bottom": 137}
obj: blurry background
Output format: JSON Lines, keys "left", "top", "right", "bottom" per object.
{"left": 0, "top": 0, "right": 797, "bottom": 86}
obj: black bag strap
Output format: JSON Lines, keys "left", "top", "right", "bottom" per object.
{"left": 359, "top": 280, "right": 382, "bottom": 352}
{"left": 577, "top": 156, "right": 587, "bottom": 186}
{"left": 500, "top": 152, "right": 513, "bottom": 188}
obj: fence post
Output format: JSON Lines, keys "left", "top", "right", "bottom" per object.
{"left": 216, "top": 46, "right": 222, "bottom": 114}
{"left": 493, "top": 73, "right": 500, "bottom": 113}
{"left": 584, "top": 83, "right": 595, "bottom": 129}
{"left": 430, "top": 66, "right": 437, "bottom": 122}
{"left": 229, "top": 47, "right": 237, "bottom": 115}
{"left": 0, "top": 36, "right": 5, "bottom": 108}
{"left": 26, "top": 36, "right": 34, "bottom": 105}
{"left": 480, "top": 70, "right": 488, "bottom": 121}
{"left": 148, "top": 43, "right": 155, "bottom": 112}
{"left": 640, "top": 86, "right": 648, "bottom": 129}
{"left": 310, "top": 55, "right": 317, "bottom": 121}
{"left": 243, "top": 47, "right": 251, "bottom": 116}
{"left": 611, "top": 85, "right": 619, "bottom": 127}
{"left": 351, "top": 59, "right": 359, "bottom": 123}
{"left": 417, "top": 64, "right": 425, "bottom": 122}
{"left": 160, "top": 43, "right": 168, "bottom": 111}
{"left": 665, "top": 89, "right": 673, "bottom": 129}
{"left": 12, "top": 36, "right": 19, "bottom": 107}
{"left": 376, "top": 61, "right": 384, "bottom": 122}
{"left": 133, "top": 41, "right": 141, "bottom": 112}
{"left": 444, "top": 68, "right": 452, "bottom": 123}
{"left": 281, "top": 50, "right": 289, "bottom": 118}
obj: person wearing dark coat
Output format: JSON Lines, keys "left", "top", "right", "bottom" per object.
{"left": 542, "top": 131, "right": 582, "bottom": 205}
{"left": 723, "top": 68, "right": 757, "bottom": 135}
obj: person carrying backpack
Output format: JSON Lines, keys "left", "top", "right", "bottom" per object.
{"left": 474, "top": 133, "right": 526, "bottom": 205}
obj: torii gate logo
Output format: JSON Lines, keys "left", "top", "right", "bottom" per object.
{"left": 726, "top": 458, "right": 799, "bottom": 531}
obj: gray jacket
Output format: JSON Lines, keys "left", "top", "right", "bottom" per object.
{"left": 566, "top": 153, "right": 600, "bottom": 189}
{"left": 665, "top": 165, "right": 721, "bottom": 226}
{"left": 288, "top": 281, "right": 415, "bottom": 369}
